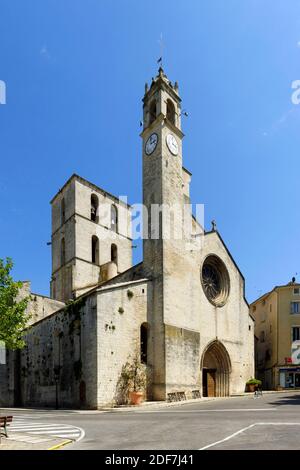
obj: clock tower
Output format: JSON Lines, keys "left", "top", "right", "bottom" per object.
{"left": 141, "top": 67, "right": 184, "bottom": 270}
{"left": 141, "top": 68, "right": 192, "bottom": 400}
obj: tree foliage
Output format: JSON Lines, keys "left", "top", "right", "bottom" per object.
{"left": 0, "top": 258, "right": 30, "bottom": 349}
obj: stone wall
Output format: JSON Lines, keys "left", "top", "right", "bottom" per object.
{"left": 5, "top": 295, "right": 98, "bottom": 409}
{"left": 95, "top": 279, "right": 150, "bottom": 407}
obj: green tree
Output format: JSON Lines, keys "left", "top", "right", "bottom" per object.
{"left": 0, "top": 258, "right": 30, "bottom": 349}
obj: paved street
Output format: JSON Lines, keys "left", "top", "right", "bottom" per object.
{"left": 2, "top": 392, "right": 300, "bottom": 450}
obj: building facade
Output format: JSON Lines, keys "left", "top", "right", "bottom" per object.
{"left": 251, "top": 280, "right": 300, "bottom": 390}
{"left": 0, "top": 68, "right": 254, "bottom": 408}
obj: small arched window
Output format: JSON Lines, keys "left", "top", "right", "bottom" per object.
{"left": 166, "top": 99, "right": 176, "bottom": 126}
{"left": 61, "top": 198, "right": 65, "bottom": 224}
{"left": 141, "top": 322, "right": 149, "bottom": 364}
{"left": 111, "top": 244, "right": 118, "bottom": 265}
{"left": 91, "top": 236, "right": 99, "bottom": 265}
{"left": 149, "top": 100, "right": 157, "bottom": 125}
{"left": 111, "top": 205, "right": 118, "bottom": 232}
{"left": 91, "top": 194, "right": 99, "bottom": 223}
{"left": 61, "top": 238, "right": 65, "bottom": 266}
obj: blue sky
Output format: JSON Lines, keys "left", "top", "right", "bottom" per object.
{"left": 1, "top": 0, "right": 300, "bottom": 302}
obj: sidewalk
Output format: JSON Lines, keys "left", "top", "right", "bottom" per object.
{"left": 2, "top": 389, "right": 299, "bottom": 416}
{"left": 0, "top": 433, "right": 72, "bottom": 450}
{"left": 100, "top": 389, "right": 300, "bottom": 412}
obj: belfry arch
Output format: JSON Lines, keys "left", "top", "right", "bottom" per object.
{"left": 201, "top": 340, "right": 231, "bottom": 397}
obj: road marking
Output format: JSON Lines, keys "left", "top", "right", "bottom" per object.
{"left": 48, "top": 439, "right": 73, "bottom": 451}
{"left": 199, "top": 422, "right": 300, "bottom": 450}
{"left": 6, "top": 434, "right": 51, "bottom": 443}
{"left": 199, "top": 423, "right": 258, "bottom": 450}
{"left": 132, "top": 408, "right": 276, "bottom": 413}
{"left": 11, "top": 424, "right": 79, "bottom": 430}
{"left": 255, "top": 422, "right": 300, "bottom": 426}
{"left": 8, "top": 418, "right": 85, "bottom": 442}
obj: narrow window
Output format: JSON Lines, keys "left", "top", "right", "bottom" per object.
{"left": 149, "top": 100, "right": 157, "bottom": 125}
{"left": 61, "top": 198, "right": 65, "bottom": 224}
{"left": 92, "top": 236, "right": 99, "bottom": 265}
{"left": 260, "top": 331, "right": 265, "bottom": 343}
{"left": 61, "top": 238, "right": 65, "bottom": 266}
{"left": 166, "top": 99, "right": 176, "bottom": 126}
{"left": 294, "top": 288, "right": 300, "bottom": 295}
{"left": 91, "top": 194, "right": 99, "bottom": 223}
{"left": 291, "top": 302, "right": 300, "bottom": 314}
{"left": 293, "top": 327, "right": 300, "bottom": 341}
{"left": 111, "top": 205, "right": 118, "bottom": 232}
{"left": 140, "top": 323, "right": 148, "bottom": 364}
{"left": 111, "top": 244, "right": 118, "bottom": 264}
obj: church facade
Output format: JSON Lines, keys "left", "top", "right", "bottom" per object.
{"left": 0, "top": 69, "right": 254, "bottom": 408}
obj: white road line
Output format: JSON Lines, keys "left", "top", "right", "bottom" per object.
{"left": 29, "top": 430, "right": 80, "bottom": 435}
{"left": 133, "top": 408, "right": 276, "bottom": 413}
{"left": 10, "top": 424, "right": 76, "bottom": 429}
{"left": 256, "top": 422, "right": 300, "bottom": 426}
{"left": 199, "top": 423, "right": 258, "bottom": 450}
{"left": 11, "top": 428, "right": 80, "bottom": 434}
{"left": 8, "top": 419, "right": 85, "bottom": 442}
{"left": 199, "top": 422, "right": 300, "bottom": 450}
{"left": 76, "top": 426, "right": 85, "bottom": 442}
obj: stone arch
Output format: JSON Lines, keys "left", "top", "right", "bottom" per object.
{"left": 140, "top": 322, "right": 149, "bottom": 365}
{"left": 91, "top": 194, "right": 99, "bottom": 223}
{"left": 166, "top": 99, "right": 176, "bottom": 126}
{"left": 111, "top": 205, "right": 118, "bottom": 232}
{"left": 91, "top": 235, "right": 99, "bottom": 265}
{"left": 201, "top": 340, "right": 231, "bottom": 397}
{"left": 149, "top": 100, "right": 157, "bottom": 125}
{"left": 111, "top": 243, "right": 118, "bottom": 265}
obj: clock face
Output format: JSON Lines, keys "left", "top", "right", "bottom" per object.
{"left": 145, "top": 133, "right": 158, "bottom": 155}
{"left": 166, "top": 133, "right": 179, "bottom": 156}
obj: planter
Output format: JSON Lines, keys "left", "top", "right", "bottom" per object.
{"left": 129, "top": 391, "right": 144, "bottom": 405}
{"left": 247, "top": 384, "right": 258, "bottom": 393}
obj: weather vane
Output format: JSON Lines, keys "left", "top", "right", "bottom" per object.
{"left": 157, "top": 33, "right": 164, "bottom": 68}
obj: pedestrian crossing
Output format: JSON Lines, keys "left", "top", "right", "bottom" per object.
{"left": 8, "top": 417, "right": 84, "bottom": 441}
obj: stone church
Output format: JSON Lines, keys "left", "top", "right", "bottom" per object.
{"left": 0, "top": 68, "right": 254, "bottom": 408}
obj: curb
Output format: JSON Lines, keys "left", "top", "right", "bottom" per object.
{"left": 101, "top": 396, "right": 229, "bottom": 412}
{"left": 100, "top": 390, "right": 300, "bottom": 412}
{"left": 48, "top": 439, "right": 73, "bottom": 451}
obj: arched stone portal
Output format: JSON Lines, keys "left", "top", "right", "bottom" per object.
{"left": 201, "top": 341, "right": 231, "bottom": 397}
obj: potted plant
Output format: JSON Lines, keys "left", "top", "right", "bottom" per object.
{"left": 246, "top": 378, "right": 262, "bottom": 392}
{"left": 120, "top": 352, "right": 146, "bottom": 405}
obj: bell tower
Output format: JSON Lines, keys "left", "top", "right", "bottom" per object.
{"left": 141, "top": 68, "right": 191, "bottom": 400}
{"left": 141, "top": 67, "right": 184, "bottom": 272}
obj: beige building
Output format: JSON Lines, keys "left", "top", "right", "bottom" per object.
{"left": 0, "top": 68, "right": 254, "bottom": 408}
{"left": 251, "top": 280, "right": 300, "bottom": 390}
